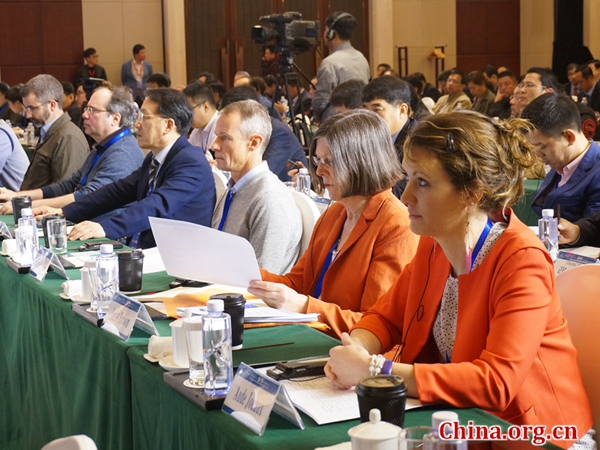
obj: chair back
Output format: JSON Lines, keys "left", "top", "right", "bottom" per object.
{"left": 290, "top": 191, "right": 320, "bottom": 255}
{"left": 42, "top": 435, "right": 98, "bottom": 450}
{"left": 213, "top": 170, "right": 228, "bottom": 200}
{"left": 556, "top": 264, "right": 600, "bottom": 431}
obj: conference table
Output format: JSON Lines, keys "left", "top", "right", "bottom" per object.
{"left": 0, "top": 214, "right": 562, "bottom": 450}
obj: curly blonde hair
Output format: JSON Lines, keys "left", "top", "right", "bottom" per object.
{"left": 404, "top": 111, "right": 537, "bottom": 214}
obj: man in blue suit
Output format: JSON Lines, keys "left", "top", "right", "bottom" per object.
{"left": 121, "top": 44, "right": 153, "bottom": 106}
{"left": 522, "top": 93, "right": 600, "bottom": 222}
{"left": 36, "top": 88, "right": 215, "bottom": 249}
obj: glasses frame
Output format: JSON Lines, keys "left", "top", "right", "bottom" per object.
{"left": 311, "top": 155, "right": 334, "bottom": 167}
{"left": 23, "top": 102, "right": 49, "bottom": 113}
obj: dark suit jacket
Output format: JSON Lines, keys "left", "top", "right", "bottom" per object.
{"left": 532, "top": 140, "right": 600, "bottom": 222}
{"left": 62, "top": 135, "right": 215, "bottom": 248}
{"left": 121, "top": 59, "right": 153, "bottom": 103}
{"left": 421, "top": 83, "right": 441, "bottom": 102}
{"left": 578, "top": 81, "right": 600, "bottom": 112}
{"left": 264, "top": 118, "right": 308, "bottom": 182}
{"left": 574, "top": 209, "right": 600, "bottom": 246}
{"left": 291, "top": 89, "right": 312, "bottom": 117}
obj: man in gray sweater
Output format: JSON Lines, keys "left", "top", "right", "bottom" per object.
{"left": 0, "top": 86, "right": 143, "bottom": 216}
{"left": 211, "top": 100, "right": 302, "bottom": 274}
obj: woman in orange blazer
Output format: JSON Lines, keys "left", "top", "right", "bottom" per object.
{"left": 326, "top": 112, "right": 594, "bottom": 449}
{"left": 248, "top": 110, "right": 419, "bottom": 338}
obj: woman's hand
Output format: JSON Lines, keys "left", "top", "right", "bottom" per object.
{"left": 247, "top": 280, "right": 309, "bottom": 312}
{"left": 326, "top": 332, "right": 371, "bottom": 389}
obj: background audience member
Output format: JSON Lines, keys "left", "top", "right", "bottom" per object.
{"left": 574, "top": 64, "right": 600, "bottom": 112}
{"left": 5, "top": 86, "right": 28, "bottom": 129}
{"left": 147, "top": 72, "right": 171, "bottom": 89}
{"left": 481, "top": 64, "right": 498, "bottom": 91}
{"left": 522, "top": 93, "right": 600, "bottom": 222}
{"left": 564, "top": 62, "right": 580, "bottom": 97}
{"left": 466, "top": 71, "right": 495, "bottom": 116}
{"left": 432, "top": 69, "right": 472, "bottom": 113}
{"left": 75, "top": 48, "right": 107, "bottom": 101}
{"left": 183, "top": 81, "right": 219, "bottom": 160}
{"left": 261, "top": 45, "right": 280, "bottom": 78}
{"left": 121, "top": 44, "right": 153, "bottom": 106}
{"left": 376, "top": 63, "right": 391, "bottom": 77}
{"left": 489, "top": 70, "right": 518, "bottom": 118}
{"left": 211, "top": 100, "right": 302, "bottom": 274}
{"left": 249, "top": 110, "right": 418, "bottom": 337}
{"left": 413, "top": 72, "right": 441, "bottom": 102}
{"left": 362, "top": 76, "right": 413, "bottom": 198}
{"left": 312, "top": 11, "right": 370, "bottom": 122}
{"left": 325, "top": 111, "right": 594, "bottom": 450}
{"left": 19, "top": 75, "right": 89, "bottom": 190}
{"left": 61, "top": 81, "right": 82, "bottom": 125}
{"left": 330, "top": 79, "right": 365, "bottom": 114}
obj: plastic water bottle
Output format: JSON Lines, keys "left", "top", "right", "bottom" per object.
{"left": 538, "top": 208, "right": 558, "bottom": 261}
{"left": 423, "top": 411, "right": 466, "bottom": 450}
{"left": 17, "top": 207, "right": 37, "bottom": 266}
{"left": 96, "top": 244, "right": 119, "bottom": 318}
{"left": 25, "top": 123, "right": 35, "bottom": 146}
{"left": 202, "top": 299, "right": 233, "bottom": 396}
{"left": 296, "top": 168, "right": 311, "bottom": 197}
{"left": 279, "top": 96, "right": 290, "bottom": 122}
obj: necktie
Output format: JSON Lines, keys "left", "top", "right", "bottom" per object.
{"left": 147, "top": 157, "right": 160, "bottom": 196}
{"left": 217, "top": 189, "right": 235, "bottom": 231}
{"left": 130, "top": 157, "right": 160, "bottom": 248}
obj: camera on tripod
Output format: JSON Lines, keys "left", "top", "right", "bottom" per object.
{"left": 251, "top": 12, "right": 320, "bottom": 73}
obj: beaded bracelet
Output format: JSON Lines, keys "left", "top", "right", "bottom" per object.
{"left": 369, "top": 354, "right": 386, "bottom": 377}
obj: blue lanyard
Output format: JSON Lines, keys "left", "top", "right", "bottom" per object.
{"left": 467, "top": 218, "right": 493, "bottom": 272}
{"left": 76, "top": 129, "right": 130, "bottom": 192}
{"left": 313, "top": 227, "right": 344, "bottom": 298}
{"left": 217, "top": 189, "right": 235, "bottom": 231}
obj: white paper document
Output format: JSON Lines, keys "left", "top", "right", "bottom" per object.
{"left": 149, "top": 217, "right": 261, "bottom": 288}
{"left": 261, "top": 372, "right": 422, "bottom": 425}
{"left": 178, "top": 301, "right": 320, "bottom": 323}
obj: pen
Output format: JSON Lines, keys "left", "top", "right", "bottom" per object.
{"left": 557, "top": 204, "right": 561, "bottom": 224}
{"left": 236, "top": 341, "right": 294, "bottom": 351}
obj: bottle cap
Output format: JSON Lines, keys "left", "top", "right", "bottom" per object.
{"left": 541, "top": 208, "right": 554, "bottom": 217}
{"left": 432, "top": 411, "right": 459, "bottom": 431}
{"left": 99, "top": 244, "right": 113, "bottom": 254}
{"left": 21, "top": 208, "right": 32, "bottom": 217}
{"left": 299, "top": 168, "right": 308, "bottom": 174}
{"left": 183, "top": 316, "right": 203, "bottom": 331}
{"left": 207, "top": 299, "right": 224, "bottom": 312}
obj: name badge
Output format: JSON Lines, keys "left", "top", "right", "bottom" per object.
{"left": 222, "top": 363, "right": 304, "bottom": 436}
{"left": 0, "top": 222, "right": 12, "bottom": 239}
{"left": 102, "top": 293, "right": 159, "bottom": 340}
{"left": 555, "top": 251, "right": 599, "bottom": 276}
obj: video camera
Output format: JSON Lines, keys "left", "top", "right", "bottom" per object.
{"left": 251, "top": 12, "right": 320, "bottom": 73}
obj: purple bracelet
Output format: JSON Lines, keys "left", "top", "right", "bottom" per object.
{"left": 381, "top": 359, "right": 393, "bottom": 375}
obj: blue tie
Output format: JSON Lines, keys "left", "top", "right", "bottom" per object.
{"left": 217, "top": 189, "right": 235, "bottom": 231}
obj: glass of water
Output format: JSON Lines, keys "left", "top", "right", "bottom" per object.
{"left": 183, "top": 316, "right": 204, "bottom": 386}
{"left": 47, "top": 218, "right": 68, "bottom": 255}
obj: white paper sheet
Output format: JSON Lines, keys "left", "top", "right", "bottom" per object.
{"left": 149, "top": 217, "right": 261, "bottom": 288}
{"left": 256, "top": 368, "right": 423, "bottom": 425}
{"left": 139, "top": 247, "right": 166, "bottom": 274}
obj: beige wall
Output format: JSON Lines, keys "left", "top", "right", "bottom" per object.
{"left": 520, "top": 0, "right": 553, "bottom": 73}
{"left": 391, "top": 0, "right": 457, "bottom": 86}
{"left": 81, "top": 0, "right": 164, "bottom": 88}
{"left": 584, "top": 0, "right": 600, "bottom": 60}
{"left": 369, "top": 0, "right": 395, "bottom": 78}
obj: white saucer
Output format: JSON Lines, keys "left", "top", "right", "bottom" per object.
{"left": 159, "top": 355, "right": 188, "bottom": 371}
{"left": 143, "top": 353, "right": 161, "bottom": 363}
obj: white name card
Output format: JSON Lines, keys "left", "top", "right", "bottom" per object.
{"left": 102, "top": 293, "right": 159, "bottom": 340}
{"left": 222, "top": 363, "right": 304, "bottom": 436}
{"left": 29, "top": 247, "right": 69, "bottom": 282}
{"left": 555, "top": 251, "right": 599, "bottom": 276}
{"left": 0, "top": 221, "right": 12, "bottom": 239}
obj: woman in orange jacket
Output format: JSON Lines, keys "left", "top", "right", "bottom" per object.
{"left": 248, "top": 110, "right": 419, "bottom": 338}
{"left": 326, "top": 111, "right": 594, "bottom": 449}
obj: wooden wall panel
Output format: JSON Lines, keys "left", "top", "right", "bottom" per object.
{"left": 456, "top": 0, "right": 520, "bottom": 75}
{"left": 0, "top": 1, "right": 83, "bottom": 86}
